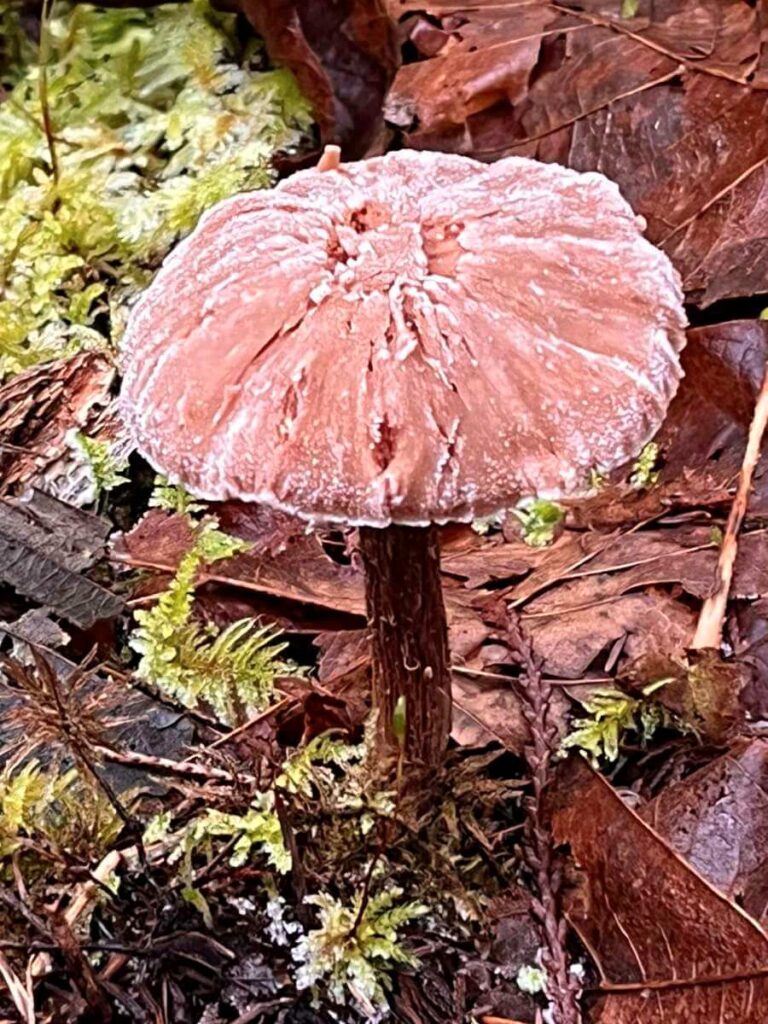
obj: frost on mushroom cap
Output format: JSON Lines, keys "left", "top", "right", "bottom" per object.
{"left": 119, "top": 151, "right": 687, "bottom": 528}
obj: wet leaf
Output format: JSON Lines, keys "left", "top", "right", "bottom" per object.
{"left": 735, "top": 598, "right": 768, "bottom": 720}
{"left": 567, "top": 77, "right": 768, "bottom": 306}
{"left": 525, "top": 589, "right": 696, "bottom": 678}
{"left": 550, "top": 756, "right": 768, "bottom": 1023}
{"left": 388, "top": 1, "right": 768, "bottom": 305}
{"left": 232, "top": 0, "right": 400, "bottom": 157}
{"left": 641, "top": 738, "right": 768, "bottom": 922}
{"left": 658, "top": 319, "right": 768, "bottom": 503}
{"left": 113, "top": 507, "right": 365, "bottom": 619}
{"left": 450, "top": 670, "right": 560, "bottom": 753}
{"left": 0, "top": 491, "right": 121, "bottom": 628}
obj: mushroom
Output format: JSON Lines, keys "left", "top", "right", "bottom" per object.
{"left": 120, "top": 148, "right": 687, "bottom": 772}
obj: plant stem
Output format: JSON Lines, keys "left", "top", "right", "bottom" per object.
{"left": 496, "top": 607, "right": 581, "bottom": 1024}
{"left": 692, "top": 358, "right": 768, "bottom": 649}
{"left": 38, "top": 0, "right": 59, "bottom": 187}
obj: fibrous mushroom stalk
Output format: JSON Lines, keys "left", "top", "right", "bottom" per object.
{"left": 358, "top": 524, "right": 452, "bottom": 769}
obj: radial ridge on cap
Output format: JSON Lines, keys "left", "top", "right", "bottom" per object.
{"left": 120, "top": 150, "right": 687, "bottom": 527}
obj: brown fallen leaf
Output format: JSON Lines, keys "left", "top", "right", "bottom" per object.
{"left": 735, "top": 598, "right": 768, "bottom": 720}
{"left": 116, "top": 508, "right": 493, "bottom": 650}
{"left": 524, "top": 588, "right": 696, "bottom": 678}
{"left": 503, "top": 532, "right": 608, "bottom": 608}
{"left": 229, "top": 0, "right": 400, "bottom": 157}
{"left": 451, "top": 669, "right": 568, "bottom": 753}
{"left": 385, "top": 1, "right": 560, "bottom": 148}
{"left": 566, "top": 75, "right": 768, "bottom": 306}
{"left": 388, "top": 2, "right": 768, "bottom": 305}
{"left": 641, "top": 738, "right": 768, "bottom": 922}
{"left": 658, "top": 319, "right": 768, "bottom": 502}
{"left": 113, "top": 507, "right": 365, "bottom": 618}
{"left": 565, "top": 476, "right": 733, "bottom": 531}
{"left": 513, "top": 526, "right": 768, "bottom": 621}
{"left": 550, "top": 756, "right": 768, "bottom": 1023}
{"left": 663, "top": 164, "right": 768, "bottom": 307}
{"left": 315, "top": 628, "right": 369, "bottom": 685}
{"left": 441, "top": 528, "right": 595, "bottom": 596}
{"left": 519, "top": 525, "right": 719, "bottom": 611}
{"left": 389, "top": 1, "right": 765, "bottom": 140}
{"left": 0, "top": 491, "right": 122, "bottom": 629}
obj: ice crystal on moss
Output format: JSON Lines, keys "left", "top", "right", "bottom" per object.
{"left": 294, "top": 887, "right": 427, "bottom": 1014}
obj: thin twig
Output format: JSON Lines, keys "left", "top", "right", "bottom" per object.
{"left": 454, "top": 666, "right": 613, "bottom": 688}
{"left": 93, "top": 745, "right": 255, "bottom": 786}
{"left": 28, "top": 848, "right": 124, "bottom": 979}
{"left": 0, "top": 953, "right": 34, "bottom": 1024}
{"left": 0, "top": 941, "right": 154, "bottom": 956}
{"left": 692, "top": 360, "right": 768, "bottom": 650}
{"left": 230, "top": 999, "right": 294, "bottom": 1024}
{"left": 205, "top": 697, "right": 291, "bottom": 750}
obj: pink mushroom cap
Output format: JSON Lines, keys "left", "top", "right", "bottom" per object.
{"left": 120, "top": 151, "right": 687, "bottom": 527}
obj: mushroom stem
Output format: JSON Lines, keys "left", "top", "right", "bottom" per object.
{"left": 317, "top": 144, "right": 342, "bottom": 172}
{"left": 358, "top": 524, "right": 452, "bottom": 771}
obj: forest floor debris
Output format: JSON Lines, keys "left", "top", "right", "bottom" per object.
{"left": 2, "top": 2, "right": 768, "bottom": 1023}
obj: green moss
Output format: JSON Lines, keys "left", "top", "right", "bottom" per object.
{"left": 0, "top": 760, "right": 122, "bottom": 862}
{"left": 629, "top": 442, "right": 660, "bottom": 489}
{"left": 294, "top": 887, "right": 428, "bottom": 1012}
{"left": 562, "top": 686, "right": 671, "bottom": 763}
{"left": 129, "top": 518, "right": 287, "bottom": 725}
{"left": 514, "top": 497, "right": 565, "bottom": 547}
{"left": 0, "top": 0, "right": 311, "bottom": 376}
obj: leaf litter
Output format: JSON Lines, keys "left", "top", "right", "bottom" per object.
{"left": 2, "top": 1, "right": 768, "bottom": 1023}
{"left": 386, "top": 0, "right": 768, "bottom": 306}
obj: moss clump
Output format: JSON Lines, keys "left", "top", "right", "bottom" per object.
{"left": 0, "top": 0, "right": 311, "bottom": 376}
